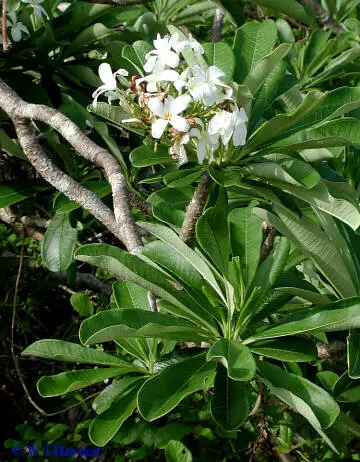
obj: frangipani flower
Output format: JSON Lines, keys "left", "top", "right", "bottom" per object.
{"left": 22, "top": 0, "right": 49, "bottom": 19}
{"left": 92, "top": 63, "right": 128, "bottom": 107}
{"left": 148, "top": 94, "right": 191, "bottom": 139}
{"left": 188, "top": 65, "right": 232, "bottom": 106}
{"left": 208, "top": 107, "right": 248, "bottom": 147}
{"left": 136, "top": 70, "right": 180, "bottom": 93}
{"left": 7, "top": 12, "right": 29, "bottom": 42}
{"left": 232, "top": 106, "right": 248, "bottom": 147}
{"left": 144, "top": 34, "right": 180, "bottom": 74}
{"left": 190, "top": 118, "right": 219, "bottom": 164}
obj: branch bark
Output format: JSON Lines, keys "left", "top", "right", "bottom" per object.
{"left": 179, "top": 171, "right": 212, "bottom": 248}
{"left": 0, "top": 77, "right": 142, "bottom": 253}
{"left": 2, "top": 0, "right": 9, "bottom": 52}
{"left": 212, "top": 8, "right": 224, "bottom": 43}
{"left": 0, "top": 207, "right": 46, "bottom": 241}
{"left": 297, "top": 0, "right": 344, "bottom": 34}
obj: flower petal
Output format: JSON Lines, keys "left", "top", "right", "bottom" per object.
{"left": 197, "top": 139, "right": 207, "bottom": 164}
{"left": 152, "top": 118, "right": 169, "bottom": 139}
{"left": 170, "top": 94, "right": 191, "bottom": 115}
{"left": 233, "top": 122, "right": 247, "bottom": 147}
{"left": 166, "top": 51, "right": 180, "bottom": 69}
{"left": 148, "top": 97, "right": 165, "bottom": 117}
{"left": 158, "top": 70, "right": 180, "bottom": 82}
{"left": 170, "top": 115, "right": 189, "bottom": 133}
{"left": 144, "top": 55, "right": 157, "bottom": 73}
{"left": 99, "top": 63, "right": 115, "bottom": 86}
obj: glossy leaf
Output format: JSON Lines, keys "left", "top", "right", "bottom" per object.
{"left": 138, "top": 353, "right": 216, "bottom": 421}
{"left": 70, "top": 293, "right": 94, "bottom": 317}
{"left": 80, "top": 309, "right": 213, "bottom": 344}
{"left": 228, "top": 205, "right": 262, "bottom": 289}
{"left": 111, "top": 281, "right": 149, "bottom": 310}
{"left": 196, "top": 207, "right": 230, "bottom": 275}
{"left": 233, "top": 20, "right": 278, "bottom": 83}
{"left": 165, "top": 440, "right": 192, "bottom": 462}
{"left": 207, "top": 339, "right": 256, "bottom": 382}
{"left": 37, "top": 367, "right": 129, "bottom": 397}
{"left": 257, "top": 361, "right": 340, "bottom": 428}
{"left": 250, "top": 338, "right": 318, "bottom": 362}
{"left": 75, "top": 244, "right": 219, "bottom": 333}
{"left": 41, "top": 213, "right": 77, "bottom": 272}
{"left": 22, "top": 339, "right": 135, "bottom": 368}
{"left": 211, "top": 366, "right": 249, "bottom": 431}
{"left": 246, "top": 297, "right": 360, "bottom": 342}
{"left": 89, "top": 387, "right": 138, "bottom": 446}
{"left": 0, "top": 180, "right": 48, "bottom": 208}
{"left": 348, "top": 329, "right": 360, "bottom": 379}
{"left": 203, "top": 42, "right": 235, "bottom": 83}
{"left": 92, "top": 376, "right": 145, "bottom": 414}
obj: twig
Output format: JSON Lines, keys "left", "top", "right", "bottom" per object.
{"left": 10, "top": 240, "right": 105, "bottom": 416}
{"left": 260, "top": 221, "right": 277, "bottom": 263}
{"left": 0, "top": 77, "right": 142, "bottom": 253}
{"left": 179, "top": 171, "right": 212, "bottom": 248}
{"left": 49, "top": 272, "right": 112, "bottom": 297}
{"left": 0, "top": 207, "right": 46, "bottom": 241}
{"left": 308, "top": 335, "right": 346, "bottom": 361}
{"left": 249, "top": 380, "right": 264, "bottom": 417}
{"left": 297, "top": 0, "right": 344, "bottom": 34}
{"left": 212, "top": 8, "right": 224, "bottom": 43}
{"left": 2, "top": 0, "right": 9, "bottom": 52}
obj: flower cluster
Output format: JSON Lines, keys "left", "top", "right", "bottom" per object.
{"left": 92, "top": 33, "right": 248, "bottom": 165}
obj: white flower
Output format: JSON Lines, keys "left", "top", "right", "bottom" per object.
{"left": 232, "top": 107, "right": 248, "bottom": 147}
{"left": 190, "top": 118, "right": 219, "bottom": 164}
{"left": 135, "top": 70, "right": 180, "bottom": 93}
{"left": 208, "top": 107, "right": 248, "bottom": 147}
{"left": 170, "top": 133, "right": 190, "bottom": 162}
{"left": 144, "top": 34, "right": 180, "bottom": 74}
{"left": 208, "top": 110, "right": 235, "bottom": 146}
{"left": 92, "top": 63, "right": 128, "bottom": 107}
{"left": 188, "top": 65, "right": 232, "bottom": 106}
{"left": 148, "top": 94, "right": 191, "bottom": 139}
{"left": 7, "top": 12, "right": 29, "bottom": 42}
{"left": 171, "top": 33, "right": 204, "bottom": 55}
{"left": 22, "top": 0, "right": 49, "bottom": 19}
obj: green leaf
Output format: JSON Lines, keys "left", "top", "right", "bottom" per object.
{"left": 0, "top": 129, "right": 25, "bottom": 159}
{"left": 348, "top": 329, "right": 360, "bottom": 379}
{"left": 252, "top": 0, "right": 314, "bottom": 25}
{"left": 257, "top": 361, "right": 340, "bottom": 428}
{"left": 244, "top": 43, "right": 292, "bottom": 95}
{"left": 203, "top": 42, "right": 235, "bottom": 83}
{"left": 246, "top": 297, "right": 360, "bottom": 342}
{"left": 317, "top": 371, "right": 339, "bottom": 394}
{"left": 65, "top": 23, "right": 113, "bottom": 56}
{"left": 250, "top": 338, "right": 318, "bottom": 362}
{"left": 138, "top": 353, "right": 216, "bottom": 421}
{"left": 244, "top": 91, "right": 325, "bottom": 154}
{"left": 165, "top": 440, "right": 192, "bottom": 462}
{"left": 37, "top": 367, "right": 129, "bottom": 397}
{"left": 22, "top": 339, "right": 139, "bottom": 368}
{"left": 0, "top": 180, "right": 48, "bottom": 208}
{"left": 207, "top": 339, "right": 255, "bottom": 382}
{"left": 228, "top": 205, "right": 263, "bottom": 289}
{"left": 92, "top": 376, "right": 145, "bottom": 414}
{"left": 211, "top": 366, "right": 249, "bottom": 431}
{"left": 89, "top": 102, "right": 145, "bottom": 136}
{"left": 196, "top": 207, "right": 230, "bottom": 275}
{"left": 148, "top": 186, "right": 194, "bottom": 208}
{"left": 112, "top": 281, "right": 149, "bottom": 310}
{"left": 265, "top": 386, "right": 338, "bottom": 453}
{"left": 41, "top": 213, "right": 77, "bottom": 272}
{"left": 303, "top": 30, "right": 331, "bottom": 70}
{"left": 75, "top": 244, "right": 219, "bottom": 333}
{"left": 43, "top": 424, "right": 68, "bottom": 443}
{"left": 80, "top": 309, "right": 213, "bottom": 345}
{"left": 130, "top": 144, "right": 174, "bottom": 167}
{"left": 89, "top": 387, "right": 138, "bottom": 446}
{"left": 137, "top": 221, "right": 226, "bottom": 303}
{"left": 233, "top": 20, "right": 278, "bottom": 83}
{"left": 70, "top": 293, "right": 94, "bottom": 317}
{"left": 122, "top": 40, "right": 153, "bottom": 75}
{"left": 253, "top": 206, "right": 358, "bottom": 297}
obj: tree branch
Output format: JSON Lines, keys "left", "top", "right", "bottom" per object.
{"left": 0, "top": 207, "right": 46, "bottom": 241}
{"left": 179, "top": 172, "right": 212, "bottom": 248}
{"left": 49, "top": 272, "right": 112, "bottom": 297}
{"left": 260, "top": 221, "right": 277, "bottom": 263}
{"left": 212, "top": 8, "right": 224, "bottom": 43}
{"left": 82, "top": 0, "right": 152, "bottom": 5}
{"left": 0, "top": 77, "right": 142, "bottom": 253}
{"left": 297, "top": 0, "right": 344, "bottom": 34}
{"left": 2, "top": 0, "right": 9, "bottom": 52}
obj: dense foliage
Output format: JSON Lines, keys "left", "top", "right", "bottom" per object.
{"left": 2, "top": 0, "right": 360, "bottom": 460}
